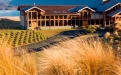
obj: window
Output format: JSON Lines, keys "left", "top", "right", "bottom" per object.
{"left": 59, "top": 16, "right": 63, "bottom": 19}
{"left": 55, "top": 16, "right": 58, "bottom": 19}
{"left": 32, "top": 12, "right": 37, "bottom": 19}
{"left": 29, "top": 21, "right": 31, "bottom": 27}
{"left": 38, "top": 21, "right": 40, "bottom": 26}
{"left": 29, "top": 12, "right": 31, "bottom": 19}
{"left": 42, "top": 16, "right": 45, "bottom": 19}
{"left": 51, "top": 16, "right": 54, "bottom": 19}
{"left": 84, "top": 12, "right": 87, "bottom": 17}
{"left": 64, "top": 16, "right": 67, "bottom": 19}
{"left": 46, "top": 16, "right": 49, "bottom": 19}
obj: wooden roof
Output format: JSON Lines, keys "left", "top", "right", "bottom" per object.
{"left": 17, "top": 5, "right": 87, "bottom": 14}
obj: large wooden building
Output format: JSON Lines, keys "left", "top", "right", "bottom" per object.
{"left": 17, "top": 0, "right": 121, "bottom": 30}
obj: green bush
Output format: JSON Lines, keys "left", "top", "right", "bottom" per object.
{"left": 84, "top": 25, "right": 99, "bottom": 33}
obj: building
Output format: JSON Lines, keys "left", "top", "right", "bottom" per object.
{"left": 17, "top": 0, "right": 121, "bottom": 30}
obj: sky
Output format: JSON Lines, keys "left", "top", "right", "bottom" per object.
{"left": 9, "top": 0, "right": 121, "bottom": 6}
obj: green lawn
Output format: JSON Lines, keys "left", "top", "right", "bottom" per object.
{"left": 38, "top": 29, "right": 78, "bottom": 37}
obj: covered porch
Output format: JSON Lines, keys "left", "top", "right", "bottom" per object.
{"left": 107, "top": 8, "right": 121, "bottom": 26}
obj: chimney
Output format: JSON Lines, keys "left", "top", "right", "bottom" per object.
{"left": 102, "top": 0, "right": 109, "bottom": 4}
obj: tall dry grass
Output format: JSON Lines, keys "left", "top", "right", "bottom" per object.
{"left": 37, "top": 37, "right": 121, "bottom": 75}
{"left": 0, "top": 43, "right": 36, "bottom": 75}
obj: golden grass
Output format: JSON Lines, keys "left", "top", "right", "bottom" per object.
{"left": 0, "top": 43, "right": 36, "bottom": 75}
{"left": 37, "top": 37, "right": 121, "bottom": 75}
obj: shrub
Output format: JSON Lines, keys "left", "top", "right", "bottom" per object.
{"left": 84, "top": 25, "right": 99, "bottom": 33}
{"left": 104, "top": 32, "right": 110, "bottom": 39}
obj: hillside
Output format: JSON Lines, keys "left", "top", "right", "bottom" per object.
{"left": 0, "top": 0, "right": 11, "bottom": 3}
{"left": 0, "top": 2, "right": 17, "bottom": 10}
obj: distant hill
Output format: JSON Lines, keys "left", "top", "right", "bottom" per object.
{"left": 0, "top": 0, "right": 11, "bottom": 3}
{"left": 0, "top": 2, "right": 17, "bottom": 10}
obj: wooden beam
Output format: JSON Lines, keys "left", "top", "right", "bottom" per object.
{"left": 45, "top": 16, "right": 46, "bottom": 27}
{"left": 103, "top": 12, "right": 106, "bottom": 27}
{"left": 53, "top": 16, "right": 55, "bottom": 26}
{"left": 58, "top": 16, "right": 59, "bottom": 26}
{"left": 40, "top": 16, "right": 41, "bottom": 29}
{"left": 49, "top": 15, "right": 51, "bottom": 29}
{"left": 99, "top": 13, "right": 100, "bottom": 25}
{"left": 26, "top": 12, "right": 29, "bottom": 28}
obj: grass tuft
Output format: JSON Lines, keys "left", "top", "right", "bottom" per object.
{"left": 0, "top": 43, "right": 36, "bottom": 75}
{"left": 38, "top": 37, "right": 121, "bottom": 75}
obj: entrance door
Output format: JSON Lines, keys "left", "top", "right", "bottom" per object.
{"left": 32, "top": 21, "right": 37, "bottom": 29}
{"left": 83, "top": 20, "right": 88, "bottom": 26}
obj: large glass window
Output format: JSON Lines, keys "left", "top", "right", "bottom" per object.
{"left": 42, "top": 16, "right": 45, "bottom": 19}
{"left": 32, "top": 12, "right": 37, "bottom": 19}
{"left": 46, "top": 16, "right": 49, "bottom": 19}
{"left": 29, "top": 21, "right": 31, "bottom": 27}
{"left": 84, "top": 12, "right": 87, "bottom": 18}
{"left": 29, "top": 12, "right": 31, "bottom": 19}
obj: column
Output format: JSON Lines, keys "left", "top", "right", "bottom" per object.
{"left": 109, "top": 19, "right": 110, "bottom": 25}
{"left": 67, "top": 15, "right": 68, "bottom": 26}
{"left": 45, "top": 16, "right": 46, "bottom": 27}
{"left": 58, "top": 16, "right": 59, "bottom": 26}
{"left": 79, "top": 15, "right": 80, "bottom": 26}
{"left": 62, "top": 15, "right": 64, "bottom": 26}
{"left": 40, "top": 16, "right": 42, "bottom": 29}
{"left": 94, "top": 13, "right": 96, "bottom": 25}
{"left": 30, "top": 11, "right": 32, "bottom": 27}
{"left": 75, "top": 16, "right": 76, "bottom": 26}
{"left": 49, "top": 15, "right": 51, "bottom": 29}
{"left": 26, "top": 12, "right": 29, "bottom": 28}
{"left": 54, "top": 16, "right": 55, "bottom": 26}
{"left": 103, "top": 12, "right": 106, "bottom": 27}
{"left": 99, "top": 13, "right": 100, "bottom": 25}
{"left": 71, "top": 15, "right": 72, "bottom": 28}
{"left": 37, "top": 12, "right": 38, "bottom": 27}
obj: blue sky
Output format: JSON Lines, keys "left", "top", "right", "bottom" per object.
{"left": 9, "top": 0, "right": 121, "bottom": 6}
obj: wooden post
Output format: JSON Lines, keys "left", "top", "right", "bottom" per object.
{"left": 71, "top": 15, "right": 72, "bottom": 28}
{"left": 89, "top": 12, "right": 92, "bottom": 25}
{"left": 62, "top": 15, "right": 64, "bottom": 26}
{"left": 30, "top": 11, "right": 32, "bottom": 27}
{"left": 45, "top": 16, "right": 46, "bottom": 27}
{"left": 26, "top": 12, "right": 29, "bottom": 28}
{"left": 79, "top": 15, "right": 80, "bottom": 26}
{"left": 37, "top": 12, "right": 38, "bottom": 28}
{"left": 103, "top": 12, "right": 106, "bottom": 27}
{"left": 95, "top": 13, "right": 96, "bottom": 25}
{"left": 67, "top": 15, "right": 69, "bottom": 26}
{"left": 58, "top": 15, "right": 59, "bottom": 26}
{"left": 54, "top": 16, "right": 55, "bottom": 26}
{"left": 74, "top": 16, "right": 76, "bottom": 26}
{"left": 49, "top": 15, "right": 51, "bottom": 29}
{"left": 40, "top": 16, "right": 41, "bottom": 29}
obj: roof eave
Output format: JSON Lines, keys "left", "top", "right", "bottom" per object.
{"left": 78, "top": 6, "right": 95, "bottom": 12}
{"left": 24, "top": 6, "right": 45, "bottom": 12}
{"left": 104, "top": 3, "right": 121, "bottom": 12}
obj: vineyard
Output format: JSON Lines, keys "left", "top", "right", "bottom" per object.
{"left": 0, "top": 31, "right": 48, "bottom": 47}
